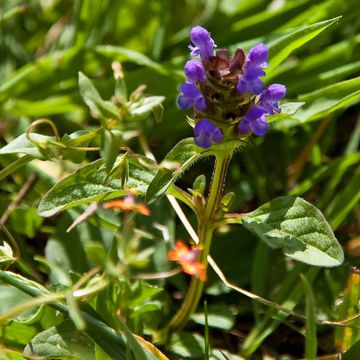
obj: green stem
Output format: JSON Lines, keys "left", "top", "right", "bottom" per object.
{"left": 169, "top": 152, "right": 231, "bottom": 331}
{"left": 204, "top": 152, "right": 231, "bottom": 221}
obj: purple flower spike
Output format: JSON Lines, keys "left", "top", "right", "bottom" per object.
{"left": 237, "top": 43, "right": 269, "bottom": 95}
{"left": 194, "top": 119, "right": 223, "bottom": 148}
{"left": 258, "top": 84, "right": 286, "bottom": 114}
{"left": 189, "top": 25, "right": 216, "bottom": 61}
{"left": 178, "top": 83, "right": 206, "bottom": 111}
{"left": 238, "top": 106, "right": 269, "bottom": 137}
{"left": 184, "top": 60, "right": 206, "bottom": 84}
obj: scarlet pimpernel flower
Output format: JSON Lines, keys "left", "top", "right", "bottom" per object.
{"left": 168, "top": 241, "right": 206, "bottom": 281}
{"left": 177, "top": 25, "right": 286, "bottom": 147}
{"left": 103, "top": 194, "right": 150, "bottom": 216}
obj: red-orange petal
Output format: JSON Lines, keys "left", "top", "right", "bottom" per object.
{"left": 103, "top": 200, "right": 150, "bottom": 216}
{"left": 168, "top": 241, "right": 207, "bottom": 281}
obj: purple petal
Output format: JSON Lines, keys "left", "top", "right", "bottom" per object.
{"left": 244, "top": 105, "right": 267, "bottom": 122}
{"left": 188, "top": 44, "right": 200, "bottom": 57}
{"left": 178, "top": 83, "right": 206, "bottom": 111}
{"left": 244, "top": 65, "right": 266, "bottom": 79}
{"left": 252, "top": 114, "right": 269, "bottom": 136}
{"left": 238, "top": 118, "right": 251, "bottom": 134}
{"left": 247, "top": 43, "right": 268, "bottom": 64}
{"left": 237, "top": 76, "right": 265, "bottom": 95}
{"left": 194, "top": 96, "right": 207, "bottom": 111}
{"left": 184, "top": 60, "right": 206, "bottom": 83}
{"left": 258, "top": 84, "right": 286, "bottom": 114}
{"left": 239, "top": 106, "right": 269, "bottom": 136}
{"left": 259, "top": 84, "right": 286, "bottom": 102}
{"left": 194, "top": 119, "right": 223, "bottom": 148}
{"left": 249, "top": 77, "right": 265, "bottom": 95}
{"left": 189, "top": 25, "right": 216, "bottom": 61}
{"left": 177, "top": 95, "right": 193, "bottom": 109}
{"left": 237, "top": 44, "right": 269, "bottom": 95}
{"left": 236, "top": 77, "right": 248, "bottom": 93}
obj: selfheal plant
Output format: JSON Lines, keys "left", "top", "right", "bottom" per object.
{"left": 178, "top": 25, "right": 286, "bottom": 143}
{"left": 149, "top": 25, "right": 343, "bottom": 333}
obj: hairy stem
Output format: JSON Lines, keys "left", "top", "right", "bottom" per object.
{"left": 169, "top": 152, "right": 231, "bottom": 331}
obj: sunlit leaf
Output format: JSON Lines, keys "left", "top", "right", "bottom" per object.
{"left": 38, "top": 156, "right": 155, "bottom": 217}
{"left": 240, "top": 196, "right": 344, "bottom": 267}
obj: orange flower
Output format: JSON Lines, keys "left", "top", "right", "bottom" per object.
{"left": 103, "top": 195, "right": 150, "bottom": 216}
{"left": 168, "top": 241, "right": 207, "bottom": 281}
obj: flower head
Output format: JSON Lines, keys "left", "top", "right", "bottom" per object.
{"left": 103, "top": 195, "right": 150, "bottom": 216}
{"left": 178, "top": 83, "right": 206, "bottom": 111}
{"left": 184, "top": 60, "right": 206, "bottom": 84}
{"left": 194, "top": 119, "right": 223, "bottom": 148}
{"left": 189, "top": 25, "right": 216, "bottom": 61}
{"left": 179, "top": 27, "right": 287, "bottom": 142}
{"left": 168, "top": 241, "right": 207, "bottom": 281}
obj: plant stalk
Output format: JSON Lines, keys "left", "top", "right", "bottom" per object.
{"left": 169, "top": 152, "right": 231, "bottom": 331}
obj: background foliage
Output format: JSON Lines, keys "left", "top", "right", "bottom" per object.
{"left": 0, "top": 0, "right": 359, "bottom": 359}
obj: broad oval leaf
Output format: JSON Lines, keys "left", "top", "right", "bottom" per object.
{"left": 38, "top": 156, "right": 155, "bottom": 217}
{"left": 241, "top": 196, "right": 344, "bottom": 267}
{"left": 146, "top": 138, "right": 201, "bottom": 203}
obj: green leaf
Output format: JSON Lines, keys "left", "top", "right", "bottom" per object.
{"left": 100, "top": 129, "right": 121, "bottom": 172}
{"left": 302, "top": 275, "right": 317, "bottom": 360}
{"left": 94, "top": 45, "right": 168, "bottom": 74}
{"left": 23, "top": 321, "right": 94, "bottom": 359}
{"left": 0, "top": 270, "right": 128, "bottom": 359}
{"left": 241, "top": 196, "right": 344, "bottom": 267}
{"left": 191, "top": 307, "right": 235, "bottom": 330}
{"left": 38, "top": 156, "right": 155, "bottom": 217}
{"left": 267, "top": 17, "right": 340, "bottom": 75}
{"left": 166, "top": 332, "right": 205, "bottom": 358}
{"left": 78, "top": 72, "right": 121, "bottom": 121}
{"left": 267, "top": 102, "right": 304, "bottom": 129}
{"left": 279, "top": 102, "right": 305, "bottom": 115}
{"left": 294, "top": 77, "right": 360, "bottom": 123}
{"left": 325, "top": 164, "right": 360, "bottom": 229}
{"left": 0, "top": 5, "right": 27, "bottom": 25}
{"left": 342, "top": 340, "right": 360, "bottom": 360}
{"left": 85, "top": 242, "right": 118, "bottom": 276}
{"left": 62, "top": 130, "right": 93, "bottom": 164}
{"left": 146, "top": 138, "right": 201, "bottom": 203}
{"left": 4, "top": 95, "right": 82, "bottom": 117}
{"left": 0, "top": 242, "right": 15, "bottom": 269}
{"left": 0, "top": 133, "right": 55, "bottom": 159}
{"left": 129, "top": 281, "right": 162, "bottom": 309}
{"left": 0, "top": 130, "right": 95, "bottom": 163}
{"left": 0, "top": 285, "right": 34, "bottom": 321}
{"left": 117, "top": 320, "right": 151, "bottom": 360}
{"left": 9, "top": 207, "right": 43, "bottom": 237}
{"left": 128, "top": 96, "right": 165, "bottom": 121}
